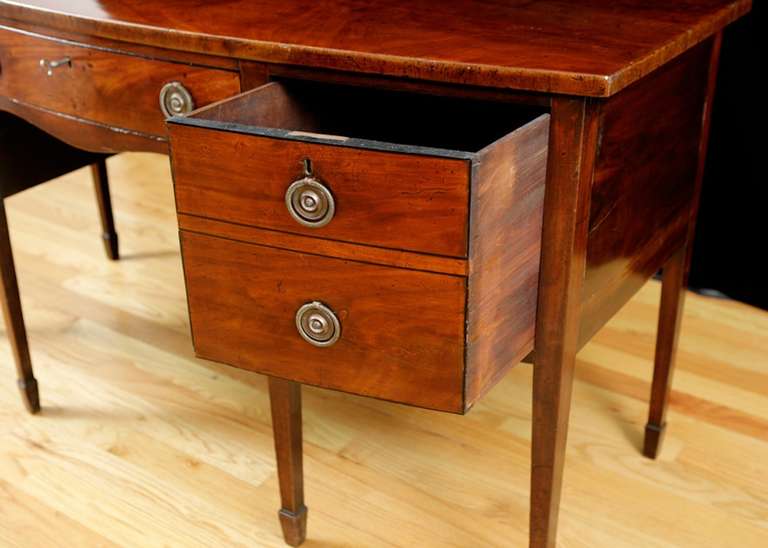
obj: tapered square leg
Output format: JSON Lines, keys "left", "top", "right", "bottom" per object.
{"left": 643, "top": 423, "right": 667, "bottom": 459}
{"left": 644, "top": 246, "right": 687, "bottom": 459}
{"left": 91, "top": 160, "right": 119, "bottom": 261}
{"left": 530, "top": 97, "right": 599, "bottom": 548}
{"left": 0, "top": 201, "right": 39, "bottom": 414}
{"left": 644, "top": 33, "right": 722, "bottom": 460}
{"left": 269, "top": 377, "right": 307, "bottom": 546}
{"left": 278, "top": 507, "right": 308, "bottom": 547}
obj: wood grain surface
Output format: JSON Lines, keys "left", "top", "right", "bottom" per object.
{"left": 177, "top": 214, "right": 468, "bottom": 277}
{"left": 0, "top": 26, "right": 240, "bottom": 137}
{"left": 0, "top": 0, "right": 751, "bottom": 96}
{"left": 0, "top": 95, "right": 168, "bottom": 153}
{"left": 464, "top": 114, "right": 548, "bottom": 408}
{"left": 580, "top": 39, "right": 715, "bottom": 345}
{"left": 0, "top": 152, "right": 766, "bottom": 546}
{"left": 529, "top": 97, "right": 602, "bottom": 548}
{"left": 169, "top": 124, "right": 472, "bottom": 258}
{"left": 170, "top": 79, "right": 546, "bottom": 259}
{"left": 180, "top": 231, "right": 467, "bottom": 412}
{"left": 269, "top": 377, "right": 307, "bottom": 547}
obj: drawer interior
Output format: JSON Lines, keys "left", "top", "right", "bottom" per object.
{"left": 178, "top": 79, "right": 545, "bottom": 155}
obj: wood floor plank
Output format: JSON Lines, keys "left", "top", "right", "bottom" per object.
{"left": 0, "top": 479, "right": 118, "bottom": 548}
{"left": 1, "top": 153, "right": 766, "bottom": 547}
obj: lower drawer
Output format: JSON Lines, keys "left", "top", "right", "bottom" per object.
{"left": 181, "top": 231, "right": 467, "bottom": 412}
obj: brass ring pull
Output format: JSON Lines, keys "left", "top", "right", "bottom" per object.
{"left": 159, "top": 81, "right": 195, "bottom": 117}
{"left": 295, "top": 301, "right": 341, "bottom": 347}
{"left": 285, "top": 159, "right": 335, "bottom": 228}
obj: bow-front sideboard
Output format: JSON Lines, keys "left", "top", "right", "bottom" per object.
{"left": 0, "top": 1, "right": 751, "bottom": 546}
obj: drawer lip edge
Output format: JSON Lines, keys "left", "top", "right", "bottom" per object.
{"left": 195, "top": 351, "right": 466, "bottom": 415}
{"left": 0, "top": 23, "right": 241, "bottom": 72}
{"left": 177, "top": 219, "right": 469, "bottom": 278}
{"left": 0, "top": 96, "right": 167, "bottom": 141}
{"left": 168, "top": 115, "right": 478, "bottom": 161}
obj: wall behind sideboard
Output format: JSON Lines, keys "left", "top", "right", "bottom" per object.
{"left": 689, "top": 2, "right": 764, "bottom": 310}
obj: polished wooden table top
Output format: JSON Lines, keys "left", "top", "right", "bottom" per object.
{"left": 0, "top": 0, "right": 750, "bottom": 95}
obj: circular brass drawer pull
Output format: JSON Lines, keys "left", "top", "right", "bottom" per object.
{"left": 285, "top": 159, "right": 335, "bottom": 228}
{"left": 295, "top": 301, "right": 341, "bottom": 347}
{"left": 159, "top": 81, "right": 195, "bottom": 117}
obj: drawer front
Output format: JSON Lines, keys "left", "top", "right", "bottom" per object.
{"left": 181, "top": 231, "right": 467, "bottom": 412}
{"left": 0, "top": 27, "right": 240, "bottom": 136}
{"left": 170, "top": 125, "right": 471, "bottom": 258}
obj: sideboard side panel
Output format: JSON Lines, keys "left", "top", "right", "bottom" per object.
{"left": 580, "top": 39, "right": 715, "bottom": 345}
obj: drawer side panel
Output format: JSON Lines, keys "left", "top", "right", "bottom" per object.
{"left": 464, "top": 114, "right": 550, "bottom": 409}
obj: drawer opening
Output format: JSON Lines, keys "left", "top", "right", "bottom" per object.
{"left": 177, "top": 79, "right": 546, "bottom": 156}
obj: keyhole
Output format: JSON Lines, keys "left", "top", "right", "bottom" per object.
{"left": 302, "top": 157, "right": 313, "bottom": 176}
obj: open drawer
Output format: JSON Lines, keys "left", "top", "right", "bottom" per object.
{"left": 168, "top": 80, "right": 546, "bottom": 258}
{"left": 168, "top": 79, "right": 550, "bottom": 412}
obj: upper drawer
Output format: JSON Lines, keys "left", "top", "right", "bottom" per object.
{"left": 168, "top": 80, "right": 545, "bottom": 258}
{"left": 0, "top": 27, "right": 241, "bottom": 137}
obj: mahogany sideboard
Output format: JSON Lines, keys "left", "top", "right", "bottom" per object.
{"left": 0, "top": 1, "right": 752, "bottom": 546}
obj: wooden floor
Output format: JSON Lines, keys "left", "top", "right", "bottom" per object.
{"left": 1, "top": 153, "right": 766, "bottom": 548}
